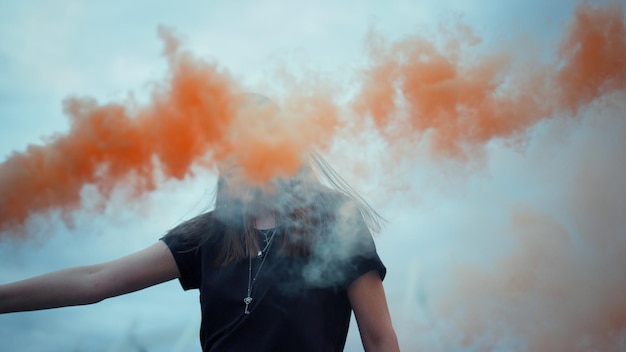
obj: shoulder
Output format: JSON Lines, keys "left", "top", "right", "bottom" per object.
{"left": 161, "top": 210, "right": 223, "bottom": 248}
{"left": 166, "top": 211, "right": 215, "bottom": 235}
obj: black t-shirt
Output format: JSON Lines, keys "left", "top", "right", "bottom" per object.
{"left": 160, "top": 199, "right": 386, "bottom": 352}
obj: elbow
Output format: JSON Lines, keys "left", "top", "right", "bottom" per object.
{"left": 78, "top": 265, "right": 110, "bottom": 305}
{"left": 363, "top": 328, "right": 400, "bottom": 352}
{"left": 82, "top": 290, "right": 106, "bottom": 305}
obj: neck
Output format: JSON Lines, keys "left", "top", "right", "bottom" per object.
{"left": 253, "top": 207, "right": 276, "bottom": 230}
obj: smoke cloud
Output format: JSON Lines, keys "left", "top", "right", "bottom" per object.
{"left": 353, "top": 2, "right": 625, "bottom": 158}
{"left": 1, "top": 2, "right": 625, "bottom": 350}
{"left": 0, "top": 27, "right": 340, "bottom": 234}
{"left": 3, "top": 3, "right": 623, "bottom": 235}
{"left": 397, "top": 95, "right": 626, "bottom": 351}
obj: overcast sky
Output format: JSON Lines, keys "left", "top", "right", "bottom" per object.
{"left": 1, "top": 0, "right": 625, "bottom": 351}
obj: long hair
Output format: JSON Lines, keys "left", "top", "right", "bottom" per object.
{"left": 201, "top": 151, "right": 385, "bottom": 266}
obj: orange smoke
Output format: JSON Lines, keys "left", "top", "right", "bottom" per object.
{"left": 1, "top": 2, "right": 625, "bottom": 234}
{"left": 557, "top": 2, "right": 626, "bottom": 112}
{"left": 353, "top": 2, "right": 626, "bottom": 157}
{"left": 0, "top": 27, "right": 337, "bottom": 234}
{"left": 0, "top": 27, "right": 238, "bottom": 233}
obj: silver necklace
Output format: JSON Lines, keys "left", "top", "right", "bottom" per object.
{"left": 259, "top": 228, "right": 273, "bottom": 245}
{"left": 244, "top": 227, "right": 277, "bottom": 315}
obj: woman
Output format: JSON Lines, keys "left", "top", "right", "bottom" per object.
{"left": 0, "top": 129, "right": 399, "bottom": 351}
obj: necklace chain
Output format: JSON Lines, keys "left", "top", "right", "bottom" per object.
{"left": 259, "top": 228, "right": 273, "bottom": 244}
{"left": 244, "top": 227, "right": 277, "bottom": 315}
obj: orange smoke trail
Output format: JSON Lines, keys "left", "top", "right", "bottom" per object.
{"left": 353, "top": 2, "right": 626, "bottom": 157}
{"left": 0, "top": 27, "right": 338, "bottom": 235}
{"left": 1, "top": 2, "right": 624, "bottom": 235}
{"left": 0, "top": 27, "right": 239, "bottom": 234}
{"left": 557, "top": 2, "right": 626, "bottom": 112}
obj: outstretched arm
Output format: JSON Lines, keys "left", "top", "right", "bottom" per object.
{"left": 348, "top": 270, "right": 400, "bottom": 352}
{"left": 0, "top": 241, "right": 179, "bottom": 314}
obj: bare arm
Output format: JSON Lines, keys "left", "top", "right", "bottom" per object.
{"left": 0, "top": 241, "right": 179, "bottom": 314}
{"left": 348, "top": 270, "right": 400, "bottom": 352}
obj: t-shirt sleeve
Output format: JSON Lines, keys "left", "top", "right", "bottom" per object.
{"left": 338, "top": 204, "right": 386, "bottom": 288}
{"left": 344, "top": 231, "right": 386, "bottom": 285}
{"left": 160, "top": 214, "right": 211, "bottom": 290}
{"left": 304, "top": 197, "right": 386, "bottom": 289}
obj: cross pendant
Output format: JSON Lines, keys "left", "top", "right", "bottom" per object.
{"left": 243, "top": 296, "right": 253, "bottom": 315}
